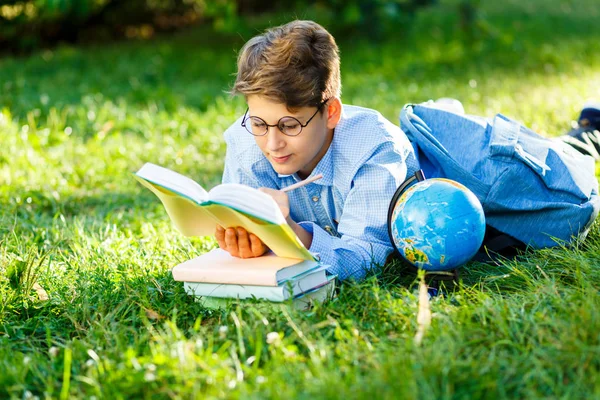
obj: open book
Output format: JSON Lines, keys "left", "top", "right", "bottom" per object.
{"left": 134, "top": 163, "right": 314, "bottom": 261}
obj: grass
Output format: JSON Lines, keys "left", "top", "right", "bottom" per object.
{"left": 1, "top": 0, "right": 600, "bottom": 398}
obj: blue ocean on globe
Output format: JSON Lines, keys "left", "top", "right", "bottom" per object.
{"left": 390, "top": 178, "right": 486, "bottom": 271}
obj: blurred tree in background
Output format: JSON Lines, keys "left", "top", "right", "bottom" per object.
{"left": 0, "top": 0, "right": 458, "bottom": 53}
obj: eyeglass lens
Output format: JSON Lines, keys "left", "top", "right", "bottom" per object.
{"left": 246, "top": 116, "right": 302, "bottom": 136}
{"left": 242, "top": 99, "right": 327, "bottom": 136}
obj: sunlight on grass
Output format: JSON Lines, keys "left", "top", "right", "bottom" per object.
{"left": 1, "top": 0, "right": 600, "bottom": 398}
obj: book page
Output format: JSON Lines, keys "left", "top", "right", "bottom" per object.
{"left": 134, "top": 163, "right": 313, "bottom": 260}
{"left": 135, "top": 163, "right": 208, "bottom": 203}
{"left": 207, "top": 183, "right": 286, "bottom": 225}
{"left": 136, "top": 177, "right": 217, "bottom": 236}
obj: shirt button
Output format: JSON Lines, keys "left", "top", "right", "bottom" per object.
{"left": 324, "top": 225, "right": 332, "bottom": 232}
{"left": 312, "top": 196, "right": 319, "bottom": 202}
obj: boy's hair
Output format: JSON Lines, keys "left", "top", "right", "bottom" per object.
{"left": 232, "top": 20, "right": 341, "bottom": 110}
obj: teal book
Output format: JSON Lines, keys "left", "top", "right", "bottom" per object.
{"left": 192, "top": 275, "right": 337, "bottom": 310}
{"left": 183, "top": 265, "right": 329, "bottom": 302}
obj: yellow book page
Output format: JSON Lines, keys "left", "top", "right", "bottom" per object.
{"left": 204, "top": 203, "right": 315, "bottom": 261}
{"left": 135, "top": 176, "right": 217, "bottom": 236}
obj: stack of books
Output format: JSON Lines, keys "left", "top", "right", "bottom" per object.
{"left": 172, "top": 248, "right": 336, "bottom": 309}
{"left": 134, "top": 163, "right": 336, "bottom": 308}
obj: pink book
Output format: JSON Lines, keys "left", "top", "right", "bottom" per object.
{"left": 171, "top": 248, "right": 320, "bottom": 286}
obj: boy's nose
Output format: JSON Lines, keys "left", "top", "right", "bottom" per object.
{"left": 266, "top": 126, "right": 286, "bottom": 151}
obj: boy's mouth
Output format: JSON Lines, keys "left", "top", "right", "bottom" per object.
{"left": 271, "top": 155, "right": 291, "bottom": 163}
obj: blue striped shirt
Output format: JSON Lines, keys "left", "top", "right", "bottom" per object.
{"left": 222, "top": 105, "right": 419, "bottom": 281}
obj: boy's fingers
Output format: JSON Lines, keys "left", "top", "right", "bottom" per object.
{"left": 249, "top": 233, "right": 267, "bottom": 257}
{"left": 236, "top": 227, "right": 252, "bottom": 258}
{"left": 215, "top": 225, "right": 226, "bottom": 250}
{"left": 224, "top": 228, "right": 239, "bottom": 257}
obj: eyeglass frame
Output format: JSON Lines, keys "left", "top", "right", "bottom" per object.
{"left": 240, "top": 99, "right": 329, "bottom": 137}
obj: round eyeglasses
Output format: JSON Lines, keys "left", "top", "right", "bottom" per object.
{"left": 241, "top": 99, "right": 329, "bottom": 137}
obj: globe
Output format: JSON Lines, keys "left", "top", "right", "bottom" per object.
{"left": 389, "top": 178, "right": 486, "bottom": 271}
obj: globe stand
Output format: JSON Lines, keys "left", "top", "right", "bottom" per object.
{"left": 416, "top": 266, "right": 459, "bottom": 297}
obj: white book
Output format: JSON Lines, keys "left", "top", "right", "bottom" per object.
{"left": 195, "top": 275, "right": 337, "bottom": 310}
{"left": 183, "top": 266, "right": 329, "bottom": 302}
{"left": 135, "top": 162, "right": 314, "bottom": 261}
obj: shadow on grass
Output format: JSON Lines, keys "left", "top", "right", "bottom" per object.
{"left": 0, "top": 0, "right": 598, "bottom": 133}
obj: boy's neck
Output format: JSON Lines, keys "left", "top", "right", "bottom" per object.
{"left": 297, "top": 127, "right": 335, "bottom": 180}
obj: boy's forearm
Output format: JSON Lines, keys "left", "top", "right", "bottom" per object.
{"left": 287, "top": 218, "right": 313, "bottom": 249}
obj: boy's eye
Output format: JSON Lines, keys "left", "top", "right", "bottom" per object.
{"left": 279, "top": 117, "right": 301, "bottom": 133}
{"left": 282, "top": 122, "right": 299, "bottom": 130}
{"left": 250, "top": 119, "right": 266, "bottom": 128}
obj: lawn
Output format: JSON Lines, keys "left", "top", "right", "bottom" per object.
{"left": 1, "top": 0, "right": 600, "bottom": 398}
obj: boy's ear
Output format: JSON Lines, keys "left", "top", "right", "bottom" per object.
{"left": 326, "top": 98, "right": 342, "bottom": 130}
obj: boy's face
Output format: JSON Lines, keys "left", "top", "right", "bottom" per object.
{"left": 246, "top": 95, "right": 337, "bottom": 179}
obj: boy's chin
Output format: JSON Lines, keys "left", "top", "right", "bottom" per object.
{"left": 269, "top": 163, "right": 299, "bottom": 177}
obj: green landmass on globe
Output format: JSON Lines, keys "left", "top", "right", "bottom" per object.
{"left": 402, "top": 246, "right": 430, "bottom": 265}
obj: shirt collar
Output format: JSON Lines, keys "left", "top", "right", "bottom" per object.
{"left": 276, "top": 137, "right": 335, "bottom": 187}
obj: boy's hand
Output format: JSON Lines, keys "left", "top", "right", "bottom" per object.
{"left": 259, "top": 187, "right": 290, "bottom": 220}
{"left": 259, "top": 187, "right": 313, "bottom": 250}
{"left": 215, "top": 225, "right": 269, "bottom": 258}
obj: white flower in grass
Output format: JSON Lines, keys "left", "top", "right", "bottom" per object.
{"left": 256, "top": 376, "right": 266, "bottom": 384}
{"left": 49, "top": 346, "right": 60, "bottom": 358}
{"left": 144, "top": 372, "right": 156, "bottom": 382}
{"left": 219, "top": 325, "right": 228, "bottom": 339}
{"left": 266, "top": 331, "right": 281, "bottom": 345}
{"left": 145, "top": 363, "right": 157, "bottom": 372}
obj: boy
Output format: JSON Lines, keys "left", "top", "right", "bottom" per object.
{"left": 215, "top": 20, "right": 419, "bottom": 281}
{"left": 214, "top": 19, "right": 598, "bottom": 281}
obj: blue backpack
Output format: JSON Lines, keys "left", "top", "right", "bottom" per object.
{"left": 399, "top": 103, "right": 600, "bottom": 251}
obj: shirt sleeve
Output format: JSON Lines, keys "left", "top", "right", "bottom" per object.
{"left": 298, "top": 142, "right": 410, "bottom": 281}
{"left": 221, "top": 131, "right": 261, "bottom": 188}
